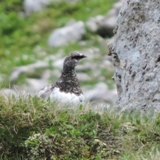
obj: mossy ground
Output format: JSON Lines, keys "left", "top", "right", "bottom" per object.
{"left": 1, "top": 95, "right": 160, "bottom": 159}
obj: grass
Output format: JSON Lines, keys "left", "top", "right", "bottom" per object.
{"left": 0, "top": 95, "right": 160, "bottom": 159}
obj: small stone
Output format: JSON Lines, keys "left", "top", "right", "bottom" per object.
{"left": 48, "top": 21, "right": 86, "bottom": 47}
{"left": 84, "top": 82, "right": 117, "bottom": 104}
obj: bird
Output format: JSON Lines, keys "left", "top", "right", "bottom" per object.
{"left": 38, "top": 52, "right": 86, "bottom": 106}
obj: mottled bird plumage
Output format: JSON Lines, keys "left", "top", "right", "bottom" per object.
{"left": 38, "top": 52, "right": 86, "bottom": 105}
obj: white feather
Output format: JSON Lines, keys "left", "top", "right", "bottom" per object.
{"left": 38, "top": 86, "right": 84, "bottom": 106}
{"left": 50, "top": 87, "right": 84, "bottom": 105}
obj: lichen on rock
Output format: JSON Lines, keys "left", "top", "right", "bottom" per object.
{"left": 109, "top": 0, "right": 160, "bottom": 111}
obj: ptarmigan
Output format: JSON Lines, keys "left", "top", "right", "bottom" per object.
{"left": 38, "top": 52, "right": 86, "bottom": 106}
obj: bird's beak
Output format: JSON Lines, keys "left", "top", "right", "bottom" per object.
{"left": 81, "top": 55, "right": 87, "bottom": 59}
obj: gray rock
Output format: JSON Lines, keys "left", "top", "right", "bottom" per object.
{"left": 84, "top": 82, "right": 117, "bottom": 104}
{"left": 77, "top": 73, "right": 92, "bottom": 82}
{"left": 76, "top": 63, "right": 91, "bottom": 71}
{"left": 62, "top": 0, "right": 79, "bottom": 3}
{"left": 10, "top": 61, "right": 48, "bottom": 82}
{"left": 12, "top": 85, "right": 35, "bottom": 97}
{"left": 26, "top": 78, "right": 48, "bottom": 93}
{"left": 86, "top": 15, "right": 104, "bottom": 32}
{"left": 23, "top": 0, "right": 50, "bottom": 16}
{"left": 48, "top": 21, "right": 85, "bottom": 47}
{"left": 0, "top": 89, "right": 17, "bottom": 97}
{"left": 0, "top": 87, "right": 31, "bottom": 98}
{"left": 53, "top": 59, "right": 64, "bottom": 69}
{"left": 24, "top": 0, "right": 80, "bottom": 15}
{"left": 109, "top": 0, "right": 160, "bottom": 111}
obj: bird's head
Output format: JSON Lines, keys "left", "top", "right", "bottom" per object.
{"left": 63, "top": 52, "right": 86, "bottom": 71}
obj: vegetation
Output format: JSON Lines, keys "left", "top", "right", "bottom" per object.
{"left": 0, "top": 95, "right": 160, "bottom": 159}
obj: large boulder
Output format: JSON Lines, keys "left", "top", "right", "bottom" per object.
{"left": 109, "top": 0, "right": 160, "bottom": 111}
